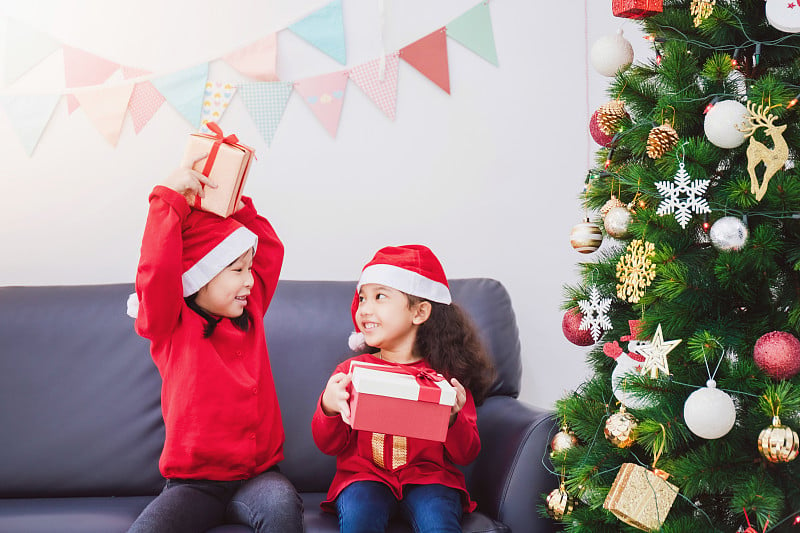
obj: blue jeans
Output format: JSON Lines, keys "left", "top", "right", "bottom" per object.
{"left": 127, "top": 467, "right": 303, "bottom": 533}
{"left": 336, "top": 481, "right": 462, "bottom": 533}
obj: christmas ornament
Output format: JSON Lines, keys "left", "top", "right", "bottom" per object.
{"left": 590, "top": 110, "right": 616, "bottom": 146}
{"left": 605, "top": 405, "right": 639, "bottom": 447}
{"left": 590, "top": 29, "right": 634, "bottom": 77}
{"left": 606, "top": 321, "right": 655, "bottom": 410}
{"left": 683, "top": 379, "right": 736, "bottom": 439}
{"left": 597, "top": 100, "right": 628, "bottom": 135}
{"left": 637, "top": 324, "right": 681, "bottom": 379}
{"left": 612, "top": 0, "right": 663, "bottom": 19}
{"left": 604, "top": 206, "right": 632, "bottom": 239}
{"left": 740, "top": 507, "right": 770, "bottom": 533}
{"left": 738, "top": 102, "right": 789, "bottom": 201}
{"left": 654, "top": 161, "right": 711, "bottom": 229}
{"left": 546, "top": 484, "right": 574, "bottom": 520}
{"left": 563, "top": 308, "right": 596, "bottom": 346}
{"left": 690, "top": 0, "right": 715, "bottom": 27}
{"left": 603, "top": 463, "right": 679, "bottom": 531}
{"left": 709, "top": 216, "right": 749, "bottom": 251}
{"left": 766, "top": 0, "right": 800, "bottom": 32}
{"left": 704, "top": 99, "right": 748, "bottom": 149}
{"left": 646, "top": 121, "right": 680, "bottom": 159}
{"left": 551, "top": 426, "right": 578, "bottom": 455}
{"left": 616, "top": 239, "right": 656, "bottom": 303}
{"left": 600, "top": 196, "right": 626, "bottom": 217}
{"left": 577, "top": 285, "right": 613, "bottom": 342}
{"left": 758, "top": 415, "right": 799, "bottom": 463}
{"left": 570, "top": 220, "right": 603, "bottom": 254}
{"left": 753, "top": 331, "right": 800, "bottom": 380}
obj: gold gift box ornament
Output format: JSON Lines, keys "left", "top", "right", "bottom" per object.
{"left": 603, "top": 462, "right": 679, "bottom": 531}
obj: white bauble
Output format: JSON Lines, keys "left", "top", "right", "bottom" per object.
{"left": 683, "top": 380, "right": 736, "bottom": 439}
{"left": 709, "top": 216, "right": 749, "bottom": 251}
{"left": 604, "top": 206, "right": 632, "bottom": 239}
{"left": 611, "top": 351, "right": 654, "bottom": 410}
{"left": 590, "top": 29, "right": 634, "bottom": 77}
{"left": 704, "top": 100, "right": 748, "bottom": 149}
{"left": 766, "top": 0, "right": 800, "bottom": 32}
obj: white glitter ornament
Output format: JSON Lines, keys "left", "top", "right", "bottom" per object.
{"left": 683, "top": 379, "right": 736, "bottom": 439}
{"left": 655, "top": 162, "right": 711, "bottom": 229}
{"left": 577, "top": 286, "right": 613, "bottom": 342}
{"left": 709, "top": 216, "right": 748, "bottom": 251}
{"left": 604, "top": 206, "right": 632, "bottom": 239}
{"left": 590, "top": 29, "right": 634, "bottom": 77}
{"left": 766, "top": 0, "right": 800, "bottom": 32}
{"left": 704, "top": 100, "right": 748, "bottom": 149}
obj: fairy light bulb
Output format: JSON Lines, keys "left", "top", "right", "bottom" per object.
{"left": 703, "top": 97, "right": 720, "bottom": 114}
{"left": 731, "top": 48, "right": 741, "bottom": 68}
{"left": 753, "top": 43, "right": 762, "bottom": 67}
{"left": 702, "top": 214, "right": 710, "bottom": 232}
{"left": 788, "top": 93, "right": 800, "bottom": 109}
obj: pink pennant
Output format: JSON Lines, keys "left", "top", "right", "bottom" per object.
{"left": 63, "top": 46, "right": 120, "bottom": 114}
{"left": 223, "top": 34, "right": 278, "bottom": 82}
{"left": 348, "top": 53, "right": 399, "bottom": 120}
{"left": 400, "top": 28, "right": 450, "bottom": 94}
{"left": 128, "top": 81, "right": 165, "bottom": 134}
{"left": 294, "top": 71, "right": 348, "bottom": 137}
{"left": 74, "top": 83, "right": 134, "bottom": 146}
{"left": 122, "top": 66, "right": 151, "bottom": 79}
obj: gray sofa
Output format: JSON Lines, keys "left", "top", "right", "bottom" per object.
{"left": 0, "top": 278, "right": 557, "bottom": 533}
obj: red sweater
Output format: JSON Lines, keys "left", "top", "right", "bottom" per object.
{"left": 134, "top": 186, "right": 285, "bottom": 481}
{"left": 311, "top": 354, "right": 480, "bottom": 512}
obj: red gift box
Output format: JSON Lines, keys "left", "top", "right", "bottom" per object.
{"left": 348, "top": 361, "right": 456, "bottom": 442}
{"left": 181, "top": 122, "right": 255, "bottom": 218}
{"left": 612, "top": 0, "right": 663, "bottom": 19}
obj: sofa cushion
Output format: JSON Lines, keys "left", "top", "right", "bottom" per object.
{"left": 0, "top": 496, "right": 152, "bottom": 533}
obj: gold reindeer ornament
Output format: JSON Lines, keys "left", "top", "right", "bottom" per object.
{"left": 737, "top": 102, "right": 789, "bottom": 201}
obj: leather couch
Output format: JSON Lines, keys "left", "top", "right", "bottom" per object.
{"left": 0, "top": 278, "right": 558, "bottom": 533}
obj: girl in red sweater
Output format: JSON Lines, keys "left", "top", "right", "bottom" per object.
{"left": 127, "top": 163, "right": 302, "bottom": 533}
{"left": 312, "top": 245, "right": 495, "bottom": 533}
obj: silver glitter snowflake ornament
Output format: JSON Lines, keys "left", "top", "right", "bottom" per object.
{"left": 655, "top": 162, "right": 711, "bottom": 229}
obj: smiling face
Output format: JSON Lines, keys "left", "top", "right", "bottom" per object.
{"left": 356, "top": 284, "right": 430, "bottom": 357}
{"left": 195, "top": 248, "right": 254, "bottom": 318}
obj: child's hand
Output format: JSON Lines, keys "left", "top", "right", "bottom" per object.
{"left": 162, "top": 153, "right": 216, "bottom": 204}
{"left": 449, "top": 378, "right": 467, "bottom": 426}
{"left": 321, "top": 372, "right": 352, "bottom": 425}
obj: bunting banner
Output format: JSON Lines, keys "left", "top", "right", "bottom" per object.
{"left": 74, "top": 83, "right": 134, "bottom": 146}
{"left": 222, "top": 34, "right": 279, "bottom": 82}
{"left": 200, "top": 81, "right": 237, "bottom": 132}
{"left": 446, "top": 2, "right": 498, "bottom": 66}
{"left": 348, "top": 53, "right": 400, "bottom": 120}
{"left": 294, "top": 70, "right": 348, "bottom": 137}
{"left": 238, "top": 81, "right": 294, "bottom": 146}
{"left": 0, "top": 93, "right": 60, "bottom": 155}
{"left": 3, "top": 19, "right": 61, "bottom": 86}
{"left": 399, "top": 28, "right": 450, "bottom": 94}
{"left": 122, "top": 66, "right": 165, "bottom": 134}
{"left": 152, "top": 63, "right": 209, "bottom": 128}
{"left": 63, "top": 45, "right": 120, "bottom": 114}
{"left": 288, "top": 0, "right": 347, "bottom": 65}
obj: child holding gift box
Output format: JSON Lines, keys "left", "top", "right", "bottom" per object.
{"left": 126, "top": 159, "right": 303, "bottom": 533}
{"left": 312, "top": 245, "right": 495, "bottom": 533}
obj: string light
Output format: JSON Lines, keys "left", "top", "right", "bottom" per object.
{"left": 753, "top": 43, "right": 762, "bottom": 67}
{"left": 788, "top": 93, "right": 800, "bottom": 109}
{"left": 731, "top": 48, "right": 741, "bottom": 68}
{"left": 703, "top": 96, "right": 720, "bottom": 114}
{"left": 702, "top": 214, "right": 711, "bottom": 232}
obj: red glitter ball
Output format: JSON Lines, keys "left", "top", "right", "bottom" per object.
{"left": 753, "top": 331, "right": 800, "bottom": 380}
{"left": 589, "top": 110, "right": 616, "bottom": 147}
{"left": 562, "top": 308, "right": 596, "bottom": 346}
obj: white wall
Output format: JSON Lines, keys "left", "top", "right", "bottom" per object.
{"left": 0, "top": 0, "right": 650, "bottom": 409}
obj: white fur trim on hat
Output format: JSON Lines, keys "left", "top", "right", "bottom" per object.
{"left": 181, "top": 226, "right": 258, "bottom": 296}
{"left": 357, "top": 264, "right": 451, "bottom": 304}
{"left": 348, "top": 331, "right": 366, "bottom": 352}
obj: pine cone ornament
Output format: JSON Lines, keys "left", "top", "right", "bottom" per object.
{"left": 597, "top": 100, "right": 628, "bottom": 135}
{"left": 646, "top": 121, "right": 680, "bottom": 159}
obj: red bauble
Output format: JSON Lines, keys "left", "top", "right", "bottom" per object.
{"left": 589, "top": 111, "right": 615, "bottom": 147}
{"left": 753, "top": 331, "right": 800, "bottom": 380}
{"left": 563, "top": 308, "right": 595, "bottom": 346}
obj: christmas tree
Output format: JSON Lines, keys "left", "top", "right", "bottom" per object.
{"left": 549, "top": 1, "right": 800, "bottom": 531}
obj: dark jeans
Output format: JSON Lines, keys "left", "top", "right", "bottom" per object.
{"left": 127, "top": 467, "right": 303, "bottom": 533}
{"left": 336, "top": 481, "right": 462, "bottom": 533}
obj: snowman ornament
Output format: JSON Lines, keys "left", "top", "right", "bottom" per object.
{"left": 766, "top": 0, "right": 800, "bottom": 32}
{"left": 604, "top": 320, "right": 655, "bottom": 410}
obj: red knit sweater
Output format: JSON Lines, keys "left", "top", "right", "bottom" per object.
{"left": 134, "top": 186, "right": 285, "bottom": 481}
{"left": 311, "top": 354, "right": 480, "bottom": 512}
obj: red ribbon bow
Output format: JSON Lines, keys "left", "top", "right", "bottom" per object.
{"left": 193, "top": 122, "right": 240, "bottom": 209}
{"left": 206, "top": 121, "right": 239, "bottom": 145}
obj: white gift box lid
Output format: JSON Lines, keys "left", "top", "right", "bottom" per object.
{"left": 349, "top": 361, "right": 456, "bottom": 406}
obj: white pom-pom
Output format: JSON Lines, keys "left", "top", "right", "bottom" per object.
{"left": 348, "top": 331, "right": 366, "bottom": 352}
{"left": 126, "top": 293, "right": 140, "bottom": 319}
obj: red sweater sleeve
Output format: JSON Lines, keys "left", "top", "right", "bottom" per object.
{"left": 134, "top": 186, "right": 191, "bottom": 341}
{"left": 443, "top": 390, "right": 481, "bottom": 465}
{"left": 311, "top": 361, "right": 354, "bottom": 455}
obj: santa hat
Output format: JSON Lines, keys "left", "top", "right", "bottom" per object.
{"left": 127, "top": 210, "right": 257, "bottom": 318}
{"left": 347, "top": 244, "right": 451, "bottom": 351}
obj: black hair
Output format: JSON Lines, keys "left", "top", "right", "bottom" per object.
{"left": 185, "top": 293, "right": 250, "bottom": 338}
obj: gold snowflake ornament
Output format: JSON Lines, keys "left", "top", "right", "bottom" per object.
{"left": 690, "top": 0, "right": 715, "bottom": 27}
{"left": 616, "top": 239, "right": 656, "bottom": 303}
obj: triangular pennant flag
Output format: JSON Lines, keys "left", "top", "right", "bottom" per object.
{"left": 152, "top": 63, "right": 208, "bottom": 129}
{"left": 446, "top": 2, "right": 498, "bottom": 66}
{"left": 128, "top": 81, "right": 166, "bottom": 134}
{"left": 223, "top": 34, "right": 278, "bottom": 82}
{"left": 399, "top": 28, "right": 450, "bottom": 94}
{"left": 348, "top": 53, "right": 399, "bottom": 120}
{"left": 3, "top": 18, "right": 61, "bottom": 85}
{"left": 294, "top": 71, "right": 347, "bottom": 137}
{"left": 0, "top": 94, "right": 60, "bottom": 155}
{"left": 121, "top": 65, "right": 151, "bottom": 79}
{"left": 74, "top": 83, "right": 134, "bottom": 146}
{"left": 288, "top": 0, "right": 346, "bottom": 65}
{"left": 63, "top": 45, "right": 120, "bottom": 114}
{"left": 238, "top": 81, "right": 293, "bottom": 146}
{"left": 200, "top": 82, "right": 237, "bottom": 133}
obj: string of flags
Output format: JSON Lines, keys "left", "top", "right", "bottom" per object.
{"left": 0, "top": 0, "right": 498, "bottom": 156}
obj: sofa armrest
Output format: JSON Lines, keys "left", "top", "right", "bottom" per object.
{"left": 470, "top": 396, "right": 558, "bottom": 533}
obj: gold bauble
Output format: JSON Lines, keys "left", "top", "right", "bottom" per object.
{"left": 605, "top": 406, "right": 639, "bottom": 448}
{"left": 758, "top": 416, "right": 799, "bottom": 463}
{"left": 570, "top": 220, "right": 603, "bottom": 254}
{"left": 551, "top": 427, "right": 578, "bottom": 456}
{"left": 600, "top": 195, "right": 626, "bottom": 217}
{"left": 546, "top": 485, "right": 575, "bottom": 521}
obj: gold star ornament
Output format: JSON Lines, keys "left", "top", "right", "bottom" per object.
{"left": 637, "top": 324, "right": 681, "bottom": 378}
